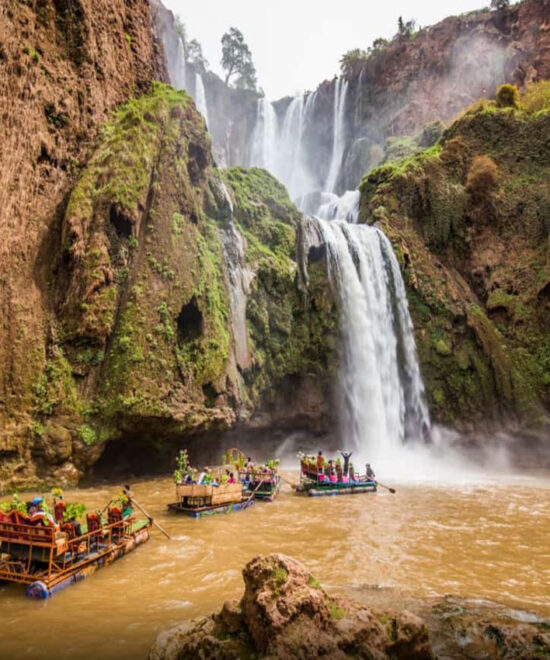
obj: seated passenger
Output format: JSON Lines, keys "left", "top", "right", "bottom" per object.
{"left": 228, "top": 472, "right": 236, "bottom": 484}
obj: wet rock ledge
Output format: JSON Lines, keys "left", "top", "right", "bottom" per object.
{"left": 149, "top": 553, "right": 433, "bottom": 659}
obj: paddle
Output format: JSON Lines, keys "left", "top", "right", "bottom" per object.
{"left": 245, "top": 479, "right": 265, "bottom": 503}
{"left": 122, "top": 487, "right": 171, "bottom": 540}
{"left": 278, "top": 475, "right": 298, "bottom": 489}
{"left": 376, "top": 481, "right": 396, "bottom": 494}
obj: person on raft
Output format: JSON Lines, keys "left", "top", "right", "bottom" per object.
{"left": 339, "top": 451, "right": 352, "bottom": 476}
{"left": 316, "top": 451, "right": 325, "bottom": 474}
{"left": 366, "top": 464, "right": 376, "bottom": 481}
{"left": 27, "top": 497, "right": 55, "bottom": 527}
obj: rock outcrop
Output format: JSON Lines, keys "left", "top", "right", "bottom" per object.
{"left": 150, "top": 553, "right": 434, "bottom": 660}
{"left": 0, "top": 73, "right": 338, "bottom": 488}
{"left": 360, "top": 92, "right": 550, "bottom": 439}
{"left": 0, "top": 0, "right": 165, "bottom": 487}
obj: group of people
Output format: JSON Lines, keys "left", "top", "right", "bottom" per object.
{"left": 300, "top": 450, "right": 376, "bottom": 483}
{"left": 178, "top": 455, "right": 278, "bottom": 487}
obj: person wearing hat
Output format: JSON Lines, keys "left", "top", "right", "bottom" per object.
{"left": 28, "top": 497, "right": 55, "bottom": 527}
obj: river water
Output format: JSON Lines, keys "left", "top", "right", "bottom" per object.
{"left": 0, "top": 471, "right": 548, "bottom": 659}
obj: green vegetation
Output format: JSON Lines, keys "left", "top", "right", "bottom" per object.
{"left": 328, "top": 600, "right": 346, "bottom": 620}
{"left": 496, "top": 83, "right": 520, "bottom": 109}
{"left": 360, "top": 83, "right": 550, "bottom": 428}
{"left": 79, "top": 424, "right": 97, "bottom": 446}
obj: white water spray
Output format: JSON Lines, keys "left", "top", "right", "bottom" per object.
{"left": 171, "top": 36, "right": 187, "bottom": 91}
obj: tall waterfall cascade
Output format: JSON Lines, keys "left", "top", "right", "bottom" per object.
{"left": 302, "top": 208, "right": 431, "bottom": 461}
{"left": 324, "top": 78, "right": 349, "bottom": 194}
{"left": 248, "top": 77, "right": 431, "bottom": 458}
{"left": 194, "top": 73, "right": 210, "bottom": 126}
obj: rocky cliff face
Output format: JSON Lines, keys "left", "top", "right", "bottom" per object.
{"left": 0, "top": 56, "right": 338, "bottom": 488}
{"left": 0, "top": 0, "right": 168, "bottom": 487}
{"left": 308, "top": 0, "right": 550, "bottom": 193}
{"left": 360, "top": 96, "right": 550, "bottom": 437}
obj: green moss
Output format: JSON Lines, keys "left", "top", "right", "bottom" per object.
{"left": 32, "top": 347, "right": 82, "bottom": 418}
{"left": 79, "top": 424, "right": 97, "bottom": 446}
{"left": 308, "top": 576, "right": 321, "bottom": 590}
{"left": 328, "top": 600, "right": 346, "bottom": 620}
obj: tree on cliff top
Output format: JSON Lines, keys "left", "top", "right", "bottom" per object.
{"left": 221, "top": 27, "right": 257, "bottom": 91}
{"left": 187, "top": 39, "right": 208, "bottom": 75}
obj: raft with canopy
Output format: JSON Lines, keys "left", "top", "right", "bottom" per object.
{"left": 0, "top": 489, "right": 152, "bottom": 599}
{"left": 294, "top": 452, "right": 378, "bottom": 497}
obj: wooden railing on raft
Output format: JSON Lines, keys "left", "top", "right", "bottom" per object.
{"left": 0, "top": 516, "right": 141, "bottom": 586}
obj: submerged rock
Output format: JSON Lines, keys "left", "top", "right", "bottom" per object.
{"left": 150, "top": 553, "right": 434, "bottom": 659}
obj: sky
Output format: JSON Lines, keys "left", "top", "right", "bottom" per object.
{"left": 162, "top": 0, "right": 488, "bottom": 99}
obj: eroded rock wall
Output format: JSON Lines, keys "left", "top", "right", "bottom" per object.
{"left": 0, "top": 0, "right": 166, "bottom": 487}
{"left": 360, "top": 103, "right": 550, "bottom": 436}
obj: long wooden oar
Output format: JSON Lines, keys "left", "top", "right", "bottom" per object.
{"left": 376, "top": 481, "right": 396, "bottom": 494}
{"left": 279, "top": 475, "right": 298, "bottom": 489}
{"left": 245, "top": 479, "right": 265, "bottom": 503}
{"left": 123, "top": 488, "right": 171, "bottom": 539}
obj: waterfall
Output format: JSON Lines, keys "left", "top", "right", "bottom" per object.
{"left": 317, "top": 190, "right": 360, "bottom": 224}
{"left": 249, "top": 97, "right": 278, "bottom": 172}
{"left": 194, "top": 73, "right": 210, "bottom": 126}
{"left": 304, "top": 212, "right": 430, "bottom": 460}
{"left": 217, "top": 183, "right": 254, "bottom": 372}
{"left": 249, "top": 92, "right": 318, "bottom": 202}
{"left": 171, "top": 36, "right": 187, "bottom": 91}
{"left": 325, "top": 78, "right": 349, "bottom": 194}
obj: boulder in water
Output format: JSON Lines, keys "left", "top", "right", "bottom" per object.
{"left": 149, "top": 553, "right": 434, "bottom": 659}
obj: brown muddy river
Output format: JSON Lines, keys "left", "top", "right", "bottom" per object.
{"left": 0, "top": 472, "right": 548, "bottom": 659}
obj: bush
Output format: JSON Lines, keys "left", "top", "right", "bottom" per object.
{"left": 496, "top": 84, "right": 519, "bottom": 109}
{"left": 521, "top": 80, "right": 550, "bottom": 114}
{"left": 466, "top": 155, "right": 499, "bottom": 198}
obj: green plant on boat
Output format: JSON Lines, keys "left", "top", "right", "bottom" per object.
{"left": 64, "top": 502, "right": 86, "bottom": 521}
{"left": 266, "top": 458, "right": 280, "bottom": 472}
{"left": 0, "top": 493, "right": 27, "bottom": 515}
{"left": 173, "top": 449, "right": 192, "bottom": 484}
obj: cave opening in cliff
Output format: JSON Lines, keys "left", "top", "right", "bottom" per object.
{"left": 109, "top": 205, "right": 133, "bottom": 238}
{"left": 177, "top": 296, "right": 204, "bottom": 343}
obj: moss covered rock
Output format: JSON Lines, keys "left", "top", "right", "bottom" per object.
{"left": 360, "top": 101, "right": 550, "bottom": 433}
{"left": 25, "top": 85, "right": 339, "bottom": 484}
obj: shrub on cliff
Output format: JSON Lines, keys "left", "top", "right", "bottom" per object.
{"left": 521, "top": 80, "right": 550, "bottom": 114}
{"left": 496, "top": 83, "right": 519, "bottom": 109}
{"left": 466, "top": 155, "right": 499, "bottom": 199}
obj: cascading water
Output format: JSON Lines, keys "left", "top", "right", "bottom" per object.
{"left": 249, "top": 91, "right": 318, "bottom": 201}
{"left": 216, "top": 182, "right": 254, "bottom": 372}
{"left": 317, "top": 190, "right": 360, "bottom": 224}
{"left": 303, "top": 208, "right": 431, "bottom": 462}
{"left": 170, "top": 36, "right": 187, "bottom": 91}
{"left": 194, "top": 73, "right": 210, "bottom": 126}
{"left": 247, "top": 75, "right": 431, "bottom": 462}
{"left": 249, "top": 97, "right": 278, "bottom": 172}
{"left": 324, "top": 78, "right": 349, "bottom": 194}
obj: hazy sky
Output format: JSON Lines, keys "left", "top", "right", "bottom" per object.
{"left": 162, "top": 0, "right": 487, "bottom": 99}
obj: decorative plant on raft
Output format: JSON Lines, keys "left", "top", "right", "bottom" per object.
{"left": 0, "top": 493, "right": 27, "bottom": 515}
{"left": 173, "top": 449, "right": 192, "bottom": 484}
{"left": 266, "top": 459, "right": 280, "bottom": 473}
{"left": 64, "top": 502, "right": 86, "bottom": 521}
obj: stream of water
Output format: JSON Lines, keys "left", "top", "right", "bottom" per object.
{"left": 0, "top": 473, "right": 548, "bottom": 659}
